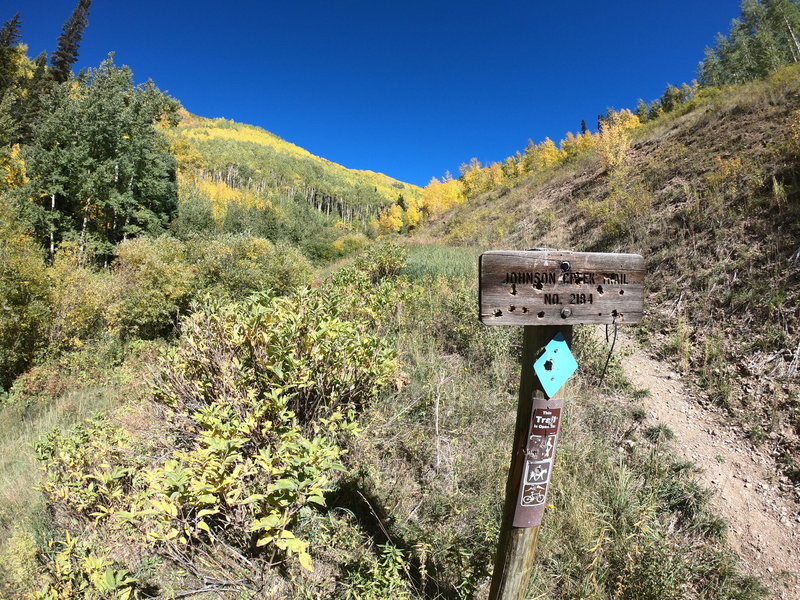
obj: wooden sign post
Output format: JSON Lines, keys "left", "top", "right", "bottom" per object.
{"left": 480, "top": 250, "right": 645, "bottom": 600}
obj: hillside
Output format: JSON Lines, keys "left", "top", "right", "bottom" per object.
{"left": 168, "top": 111, "right": 421, "bottom": 244}
{"left": 420, "top": 64, "right": 800, "bottom": 593}
{"left": 428, "top": 64, "right": 800, "bottom": 443}
{"left": 1, "top": 4, "right": 797, "bottom": 598}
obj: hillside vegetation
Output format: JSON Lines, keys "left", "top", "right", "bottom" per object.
{"left": 169, "top": 112, "right": 422, "bottom": 261}
{"left": 426, "top": 62, "right": 800, "bottom": 484}
{"left": 0, "top": 1, "right": 796, "bottom": 599}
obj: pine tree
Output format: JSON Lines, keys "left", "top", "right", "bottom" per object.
{"left": 26, "top": 56, "right": 179, "bottom": 259}
{"left": 635, "top": 99, "right": 649, "bottom": 123}
{"left": 50, "top": 0, "right": 91, "bottom": 83}
{"left": 0, "top": 13, "right": 22, "bottom": 96}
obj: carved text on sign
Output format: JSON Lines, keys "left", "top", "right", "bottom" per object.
{"left": 480, "top": 250, "right": 645, "bottom": 326}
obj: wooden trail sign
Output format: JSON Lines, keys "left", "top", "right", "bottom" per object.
{"left": 480, "top": 250, "right": 645, "bottom": 325}
{"left": 482, "top": 249, "right": 644, "bottom": 600}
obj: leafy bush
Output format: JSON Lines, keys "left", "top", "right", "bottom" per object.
{"left": 353, "top": 242, "right": 407, "bottom": 283}
{"left": 0, "top": 198, "right": 51, "bottom": 388}
{"left": 35, "top": 289, "right": 398, "bottom": 594}
{"left": 47, "top": 243, "right": 115, "bottom": 350}
{"left": 33, "top": 534, "right": 141, "bottom": 600}
{"left": 188, "top": 234, "right": 312, "bottom": 298}
{"left": 153, "top": 291, "right": 397, "bottom": 424}
{"left": 35, "top": 416, "right": 136, "bottom": 521}
{"left": 109, "top": 236, "right": 195, "bottom": 339}
{"left": 338, "top": 543, "right": 415, "bottom": 600}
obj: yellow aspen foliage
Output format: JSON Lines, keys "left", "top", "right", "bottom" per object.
{"left": 376, "top": 203, "right": 404, "bottom": 233}
{"left": 487, "top": 162, "right": 505, "bottom": 188}
{"left": 575, "top": 130, "right": 596, "bottom": 154}
{"left": 560, "top": 132, "right": 580, "bottom": 159}
{"left": 1, "top": 144, "right": 29, "bottom": 191}
{"left": 422, "top": 175, "right": 466, "bottom": 216}
{"left": 405, "top": 200, "right": 422, "bottom": 229}
{"left": 607, "top": 108, "right": 641, "bottom": 132}
{"left": 194, "top": 178, "right": 271, "bottom": 224}
{"left": 522, "top": 138, "right": 565, "bottom": 173}
{"left": 502, "top": 156, "right": 518, "bottom": 179}
{"left": 516, "top": 153, "right": 528, "bottom": 177}
{"left": 170, "top": 138, "right": 205, "bottom": 173}
{"left": 538, "top": 137, "right": 565, "bottom": 167}
{"left": 560, "top": 131, "right": 596, "bottom": 160}
{"left": 459, "top": 158, "right": 486, "bottom": 197}
{"left": 596, "top": 110, "right": 640, "bottom": 171}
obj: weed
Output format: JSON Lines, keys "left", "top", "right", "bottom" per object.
{"left": 661, "top": 314, "right": 691, "bottom": 373}
{"left": 747, "top": 425, "right": 768, "bottom": 446}
{"left": 644, "top": 423, "right": 676, "bottom": 443}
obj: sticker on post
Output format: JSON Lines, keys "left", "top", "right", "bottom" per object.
{"left": 513, "top": 397, "right": 565, "bottom": 527}
{"left": 533, "top": 332, "right": 578, "bottom": 398}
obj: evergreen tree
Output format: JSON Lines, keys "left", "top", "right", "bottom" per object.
{"left": 635, "top": 99, "right": 649, "bottom": 123}
{"left": 50, "top": 0, "right": 91, "bottom": 83}
{"left": 0, "top": 12, "right": 21, "bottom": 95}
{"left": 24, "top": 56, "right": 180, "bottom": 259}
{"left": 580, "top": 119, "right": 588, "bottom": 134}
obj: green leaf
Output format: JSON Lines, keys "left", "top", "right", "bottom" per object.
{"left": 105, "top": 569, "right": 116, "bottom": 587}
{"left": 241, "top": 494, "right": 266, "bottom": 505}
{"left": 271, "top": 479, "right": 297, "bottom": 491}
{"left": 251, "top": 514, "right": 282, "bottom": 531}
{"left": 298, "top": 552, "right": 313, "bottom": 571}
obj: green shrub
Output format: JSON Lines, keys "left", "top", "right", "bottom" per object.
{"left": 47, "top": 244, "right": 115, "bottom": 351}
{"left": 0, "top": 527, "right": 39, "bottom": 597}
{"left": 109, "top": 236, "right": 195, "bottom": 339}
{"left": 32, "top": 534, "right": 141, "bottom": 600}
{"left": 35, "top": 416, "right": 136, "bottom": 521}
{"left": 353, "top": 242, "right": 407, "bottom": 283}
{"left": 188, "top": 234, "right": 311, "bottom": 298}
{"left": 0, "top": 198, "right": 51, "bottom": 388}
{"left": 338, "top": 543, "right": 415, "bottom": 600}
{"left": 35, "top": 289, "right": 398, "bottom": 594}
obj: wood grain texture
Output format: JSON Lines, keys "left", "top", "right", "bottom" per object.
{"left": 479, "top": 250, "right": 645, "bottom": 325}
{"left": 489, "top": 325, "right": 571, "bottom": 600}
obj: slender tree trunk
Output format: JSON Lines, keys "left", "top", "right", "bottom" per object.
{"left": 79, "top": 198, "right": 90, "bottom": 260}
{"left": 49, "top": 193, "right": 56, "bottom": 259}
{"left": 786, "top": 15, "right": 800, "bottom": 62}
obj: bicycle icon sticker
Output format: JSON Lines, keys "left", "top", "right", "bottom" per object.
{"left": 521, "top": 483, "right": 548, "bottom": 507}
{"left": 513, "top": 399, "right": 565, "bottom": 526}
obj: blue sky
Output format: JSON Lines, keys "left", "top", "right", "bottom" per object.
{"left": 6, "top": 0, "right": 740, "bottom": 186}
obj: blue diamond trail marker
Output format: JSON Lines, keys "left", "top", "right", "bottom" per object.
{"left": 479, "top": 250, "right": 645, "bottom": 600}
{"left": 533, "top": 332, "right": 578, "bottom": 398}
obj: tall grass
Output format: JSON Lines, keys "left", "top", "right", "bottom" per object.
{"left": 403, "top": 244, "right": 482, "bottom": 280}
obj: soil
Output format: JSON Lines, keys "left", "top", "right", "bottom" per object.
{"left": 618, "top": 331, "right": 800, "bottom": 599}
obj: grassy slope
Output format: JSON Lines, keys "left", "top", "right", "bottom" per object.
{"left": 423, "top": 65, "right": 800, "bottom": 477}
{"left": 173, "top": 111, "right": 422, "bottom": 210}
{"left": 0, "top": 73, "right": 786, "bottom": 599}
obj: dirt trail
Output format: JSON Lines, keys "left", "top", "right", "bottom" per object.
{"left": 617, "top": 331, "right": 800, "bottom": 599}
